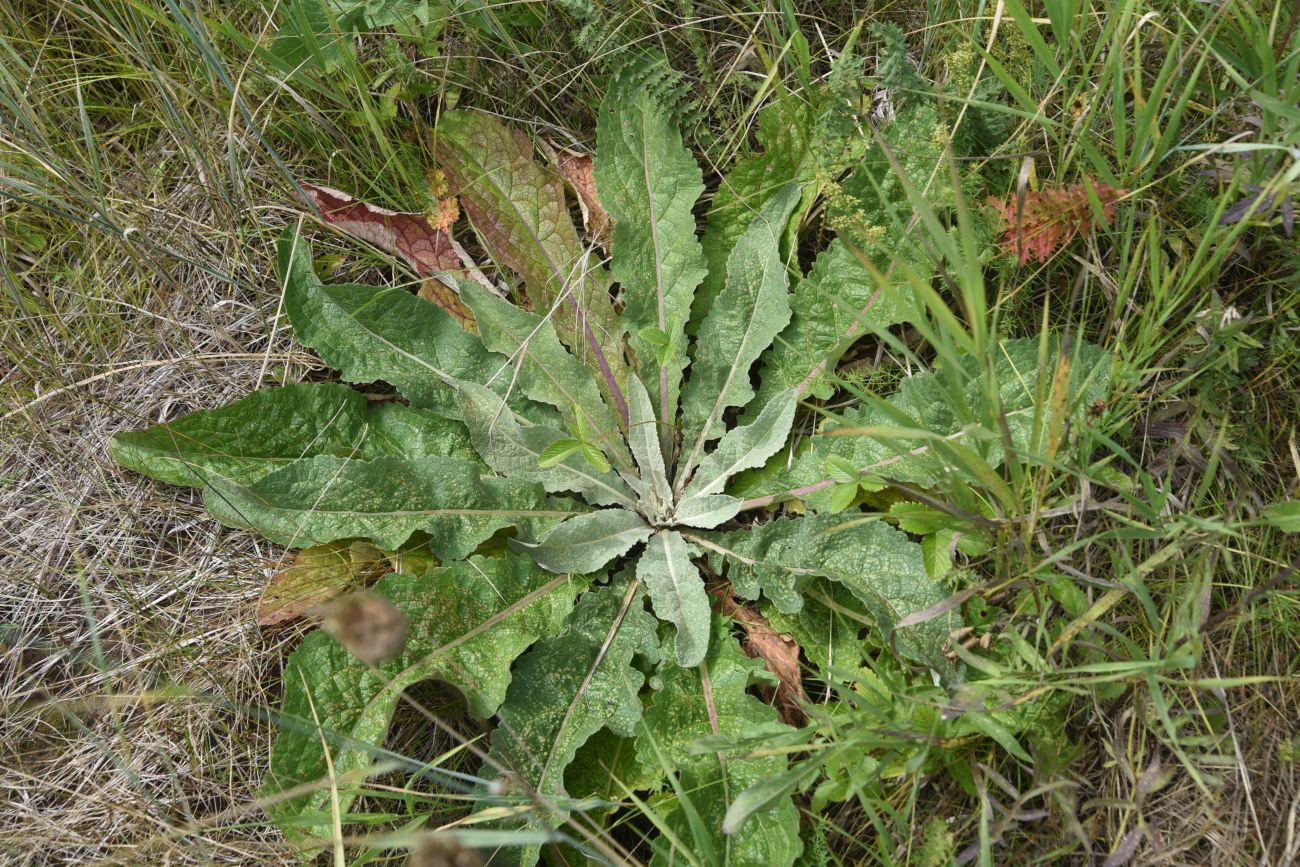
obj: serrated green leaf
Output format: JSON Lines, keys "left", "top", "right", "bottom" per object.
{"left": 488, "top": 577, "right": 657, "bottom": 865}
{"left": 509, "top": 509, "right": 651, "bottom": 574}
{"left": 455, "top": 382, "right": 635, "bottom": 508}
{"left": 204, "top": 454, "right": 575, "bottom": 558}
{"left": 434, "top": 111, "right": 629, "bottom": 419}
{"left": 701, "top": 515, "right": 958, "bottom": 672}
{"left": 278, "top": 231, "right": 513, "bottom": 419}
{"left": 679, "top": 184, "right": 801, "bottom": 471}
{"left": 264, "top": 554, "right": 577, "bottom": 850}
{"left": 822, "top": 455, "right": 860, "bottom": 486}
{"left": 458, "top": 279, "right": 632, "bottom": 471}
{"left": 637, "top": 619, "right": 802, "bottom": 867}
{"left": 596, "top": 62, "right": 707, "bottom": 443}
{"left": 580, "top": 442, "right": 611, "bottom": 474}
{"left": 679, "top": 388, "right": 797, "bottom": 503}
{"left": 537, "top": 439, "right": 581, "bottom": 468}
{"left": 637, "top": 530, "right": 710, "bottom": 667}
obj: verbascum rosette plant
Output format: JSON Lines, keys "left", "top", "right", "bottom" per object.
{"left": 113, "top": 61, "right": 1110, "bottom": 865}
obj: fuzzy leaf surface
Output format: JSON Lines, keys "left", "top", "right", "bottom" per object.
{"left": 488, "top": 578, "right": 657, "bottom": 865}
{"left": 204, "top": 454, "right": 574, "bottom": 559}
{"left": 265, "top": 555, "right": 576, "bottom": 849}
{"left": 679, "top": 183, "right": 800, "bottom": 465}
{"left": 624, "top": 374, "right": 672, "bottom": 515}
{"left": 509, "top": 509, "right": 652, "bottom": 574}
{"left": 637, "top": 619, "right": 802, "bottom": 867}
{"left": 636, "top": 530, "right": 710, "bottom": 667}
{"left": 679, "top": 388, "right": 797, "bottom": 502}
{"left": 595, "top": 64, "right": 706, "bottom": 438}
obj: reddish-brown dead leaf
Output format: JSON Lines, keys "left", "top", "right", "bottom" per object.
{"left": 711, "top": 586, "right": 807, "bottom": 726}
{"left": 988, "top": 178, "right": 1126, "bottom": 264}
{"left": 258, "top": 540, "right": 390, "bottom": 626}
{"left": 541, "top": 141, "right": 613, "bottom": 251}
{"left": 299, "top": 182, "right": 477, "bottom": 329}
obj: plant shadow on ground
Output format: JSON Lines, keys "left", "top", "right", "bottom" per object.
{"left": 2, "top": 0, "right": 1298, "bottom": 865}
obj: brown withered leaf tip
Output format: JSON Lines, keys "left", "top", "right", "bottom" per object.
{"left": 257, "top": 540, "right": 389, "bottom": 627}
{"left": 322, "top": 591, "right": 408, "bottom": 666}
{"left": 540, "top": 140, "right": 614, "bottom": 251}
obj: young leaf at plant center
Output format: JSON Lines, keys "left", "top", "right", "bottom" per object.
{"left": 678, "top": 388, "right": 798, "bottom": 504}
{"left": 204, "top": 454, "right": 573, "bottom": 559}
{"left": 637, "top": 618, "right": 803, "bottom": 866}
{"left": 264, "top": 554, "right": 576, "bottom": 849}
{"left": 637, "top": 530, "right": 711, "bottom": 667}
{"left": 509, "top": 509, "right": 652, "bottom": 574}
{"left": 595, "top": 60, "right": 707, "bottom": 445}
{"left": 258, "top": 539, "right": 388, "bottom": 626}
{"left": 487, "top": 578, "right": 657, "bottom": 866}
{"left": 679, "top": 183, "right": 801, "bottom": 472}
{"left": 624, "top": 374, "right": 673, "bottom": 518}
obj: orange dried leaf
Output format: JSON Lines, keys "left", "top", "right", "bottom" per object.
{"left": 545, "top": 143, "right": 614, "bottom": 251}
{"left": 989, "top": 178, "right": 1126, "bottom": 264}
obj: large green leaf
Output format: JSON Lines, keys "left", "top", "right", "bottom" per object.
{"left": 636, "top": 618, "right": 802, "bottom": 867}
{"left": 679, "top": 184, "right": 801, "bottom": 472}
{"left": 595, "top": 62, "right": 706, "bottom": 446}
{"left": 509, "top": 509, "right": 652, "bottom": 574}
{"left": 487, "top": 577, "right": 658, "bottom": 866}
{"left": 434, "top": 111, "right": 630, "bottom": 421}
{"left": 204, "top": 454, "right": 577, "bottom": 559}
{"left": 458, "top": 279, "right": 632, "bottom": 472}
{"left": 455, "top": 381, "right": 636, "bottom": 509}
{"left": 700, "top": 515, "right": 957, "bottom": 673}
{"left": 111, "top": 382, "right": 474, "bottom": 487}
{"left": 264, "top": 555, "right": 577, "bottom": 849}
{"left": 636, "top": 530, "right": 709, "bottom": 668}
{"left": 279, "top": 231, "right": 510, "bottom": 418}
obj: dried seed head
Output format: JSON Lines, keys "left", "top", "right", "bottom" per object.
{"left": 321, "top": 591, "right": 408, "bottom": 665}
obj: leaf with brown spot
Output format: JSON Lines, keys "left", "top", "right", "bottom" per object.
{"left": 258, "top": 539, "right": 389, "bottom": 626}
{"left": 711, "top": 587, "right": 806, "bottom": 725}
{"left": 299, "top": 183, "right": 476, "bottom": 328}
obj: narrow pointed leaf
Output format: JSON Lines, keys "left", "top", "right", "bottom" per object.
{"left": 671, "top": 494, "right": 743, "bottom": 530}
{"left": 679, "top": 183, "right": 801, "bottom": 472}
{"left": 625, "top": 374, "right": 673, "bottom": 514}
{"left": 637, "top": 530, "right": 710, "bottom": 667}
{"left": 455, "top": 382, "right": 635, "bottom": 508}
{"left": 679, "top": 388, "right": 798, "bottom": 502}
{"left": 510, "top": 509, "right": 651, "bottom": 574}
{"left": 204, "top": 454, "right": 575, "bottom": 559}
{"left": 265, "top": 555, "right": 577, "bottom": 849}
{"left": 595, "top": 62, "right": 707, "bottom": 439}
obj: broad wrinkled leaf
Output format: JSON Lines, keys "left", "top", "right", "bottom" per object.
{"left": 637, "top": 618, "right": 802, "bottom": 867}
{"left": 458, "top": 279, "right": 632, "bottom": 472}
{"left": 636, "top": 530, "right": 710, "bottom": 667}
{"left": 679, "top": 184, "right": 801, "bottom": 470}
{"left": 111, "top": 383, "right": 481, "bottom": 488}
{"left": 455, "top": 382, "right": 635, "bottom": 508}
{"left": 265, "top": 555, "right": 576, "bottom": 849}
{"left": 678, "top": 388, "right": 797, "bottom": 503}
{"left": 299, "top": 182, "right": 475, "bottom": 327}
{"left": 204, "top": 454, "right": 576, "bottom": 559}
{"left": 434, "top": 111, "right": 630, "bottom": 420}
{"left": 257, "top": 539, "right": 387, "bottom": 626}
{"left": 510, "top": 509, "right": 652, "bottom": 574}
{"left": 702, "top": 515, "right": 958, "bottom": 673}
{"left": 595, "top": 62, "right": 707, "bottom": 442}
{"left": 487, "top": 578, "right": 658, "bottom": 866}
{"left": 279, "top": 231, "right": 512, "bottom": 419}
{"left": 624, "top": 374, "right": 672, "bottom": 516}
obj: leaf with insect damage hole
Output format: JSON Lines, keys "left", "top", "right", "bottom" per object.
{"left": 434, "top": 111, "right": 629, "bottom": 416}
{"left": 595, "top": 61, "right": 707, "bottom": 442}
{"left": 486, "top": 576, "right": 658, "bottom": 867}
{"left": 508, "top": 509, "right": 652, "bottom": 575}
{"left": 264, "top": 554, "right": 576, "bottom": 851}
{"left": 636, "top": 617, "right": 802, "bottom": 867}
{"left": 203, "top": 454, "right": 576, "bottom": 559}
{"left": 111, "top": 383, "right": 482, "bottom": 488}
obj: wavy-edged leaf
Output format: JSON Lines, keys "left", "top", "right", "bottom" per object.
{"left": 679, "top": 388, "right": 797, "bottom": 503}
{"left": 455, "top": 382, "right": 635, "bottom": 509}
{"left": 624, "top": 374, "right": 672, "bottom": 516}
{"left": 637, "top": 530, "right": 709, "bottom": 667}
{"left": 204, "top": 454, "right": 576, "bottom": 559}
{"left": 595, "top": 62, "right": 707, "bottom": 443}
{"left": 679, "top": 183, "right": 801, "bottom": 472}
{"left": 487, "top": 577, "right": 658, "bottom": 866}
{"left": 458, "top": 279, "right": 632, "bottom": 471}
{"left": 279, "top": 231, "right": 508, "bottom": 418}
{"left": 509, "top": 509, "right": 651, "bottom": 574}
{"left": 637, "top": 618, "right": 802, "bottom": 867}
{"left": 265, "top": 555, "right": 577, "bottom": 849}
{"left": 111, "top": 383, "right": 482, "bottom": 488}
{"left": 701, "top": 515, "right": 958, "bottom": 673}
{"left": 434, "top": 111, "right": 630, "bottom": 422}
{"left": 672, "top": 494, "right": 743, "bottom": 530}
